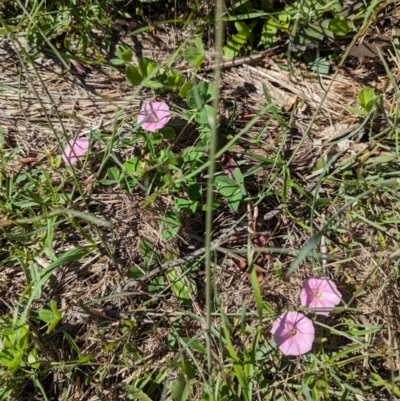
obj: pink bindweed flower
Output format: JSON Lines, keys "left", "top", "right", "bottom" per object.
{"left": 137, "top": 101, "right": 171, "bottom": 132}
{"left": 271, "top": 311, "right": 315, "bottom": 356}
{"left": 300, "top": 277, "right": 342, "bottom": 316}
{"left": 62, "top": 137, "right": 89, "bottom": 165}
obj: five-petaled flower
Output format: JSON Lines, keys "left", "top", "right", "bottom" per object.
{"left": 300, "top": 277, "right": 342, "bottom": 316}
{"left": 62, "top": 137, "right": 89, "bottom": 165}
{"left": 271, "top": 311, "right": 315, "bottom": 356}
{"left": 137, "top": 101, "right": 171, "bottom": 132}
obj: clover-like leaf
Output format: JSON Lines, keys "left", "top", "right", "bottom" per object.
{"left": 357, "top": 86, "right": 377, "bottom": 112}
{"left": 215, "top": 176, "right": 242, "bottom": 211}
{"left": 116, "top": 45, "right": 133, "bottom": 63}
{"left": 186, "top": 82, "right": 217, "bottom": 109}
{"left": 328, "top": 16, "right": 350, "bottom": 37}
{"left": 126, "top": 65, "right": 142, "bottom": 85}
{"left": 184, "top": 38, "right": 205, "bottom": 71}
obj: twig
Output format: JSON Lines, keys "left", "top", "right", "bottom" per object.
{"left": 125, "top": 246, "right": 207, "bottom": 288}
{"left": 179, "top": 46, "right": 282, "bottom": 74}
{"left": 120, "top": 227, "right": 252, "bottom": 291}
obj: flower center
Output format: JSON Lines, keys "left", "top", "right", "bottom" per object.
{"left": 289, "top": 328, "right": 297, "bottom": 336}
{"left": 314, "top": 290, "right": 322, "bottom": 299}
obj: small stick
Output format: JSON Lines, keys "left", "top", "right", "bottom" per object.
{"left": 179, "top": 46, "right": 282, "bottom": 74}
{"left": 120, "top": 227, "right": 271, "bottom": 291}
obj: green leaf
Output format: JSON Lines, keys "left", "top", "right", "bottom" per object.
{"left": 234, "top": 22, "right": 252, "bottom": 41}
{"left": 174, "top": 198, "right": 198, "bottom": 215}
{"left": 110, "top": 57, "right": 124, "bottom": 65}
{"left": 159, "top": 211, "right": 181, "bottom": 241}
{"left": 126, "top": 386, "right": 152, "bottom": 401}
{"left": 107, "top": 167, "right": 120, "bottom": 181}
{"left": 226, "top": 33, "right": 246, "bottom": 49}
{"left": 215, "top": 176, "right": 240, "bottom": 197}
{"left": 100, "top": 178, "right": 117, "bottom": 185}
{"left": 128, "top": 264, "right": 149, "bottom": 279}
{"left": 147, "top": 276, "right": 164, "bottom": 293}
{"left": 167, "top": 269, "right": 194, "bottom": 304}
{"left": 124, "top": 157, "right": 142, "bottom": 175}
{"left": 27, "top": 349, "right": 40, "bottom": 368}
{"left": 161, "top": 68, "right": 185, "bottom": 90}
{"left": 181, "top": 149, "right": 203, "bottom": 163}
{"left": 0, "top": 349, "right": 18, "bottom": 367}
{"left": 223, "top": 44, "right": 238, "bottom": 60}
{"left": 231, "top": 34, "right": 247, "bottom": 46}
{"left": 170, "top": 375, "right": 190, "bottom": 401}
{"left": 184, "top": 38, "right": 205, "bottom": 71}
{"left": 230, "top": 0, "right": 252, "bottom": 12}
{"left": 259, "top": 19, "right": 278, "bottom": 46}
{"left": 186, "top": 82, "right": 217, "bottom": 109}
{"left": 187, "top": 183, "right": 201, "bottom": 200}
{"left": 215, "top": 176, "right": 242, "bottom": 211}
{"left": 160, "top": 127, "right": 176, "bottom": 140}
{"left": 16, "top": 326, "right": 29, "bottom": 352}
{"left": 139, "top": 239, "right": 157, "bottom": 262}
{"left": 38, "top": 301, "right": 62, "bottom": 333}
{"left": 346, "top": 105, "right": 368, "bottom": 115}
{"left": 116, "top": 45, "right": 134, "bottom": 63}
{"left": 195, "top": 104, "right": 216, "bottom": 126}
{"left": 179, "top": 81, "right": 192, "bottom": 98}
{"left": 7, "top": 350, "right": 23, "bottom": 374}
{"left": 38, "top": 309, "right": 56, "bottom": 323}
{"left": 232, "top": 168, "right": 247, "bottom": 196}
{"left": 331, "top": 0, "right": 343, "bottom": 12}
{"left": 357, "top": 87, "right": 377, "bottom": 112}
{"left": 126, "top": 65, "right": 142, "bottom": 85}
{"left": 138, "top": 57, "right": 158, "bottom": 78}
{"left": 328, "top": 16, "right": 350, "bottom": 37}
{"left": 0, "top": 386, "right": 13, "bottom": 400}
{"left": 145, "top": 79, "right": 164, "bottom": 89}
{"left": 292, "top": 23, "right": 333, "bottom": 51}
{"left": 226, "top": 190, "right": 243, "bottom": 212}
{"left": 224, "top": 21, "right": 254, "bottom": 59}
{"left": 2, "top": 329, "right": 16, "bottom": 348}
{"left": 50, "top": 301, "right": 62, "bottom": 319}
{"left": 77, "top": 355, "right": 95, "bottom": 364}
{"left": 178, "top": 360, "right": 196, "bottom": 380}
{"left": 202, "top": 199, "right": 221, "bottom": 211}
{"left": 304, "top": 53, "right": 329, "bottom": 74}
{"left": 194, "top": 37, "right": 205, "bottom": 52}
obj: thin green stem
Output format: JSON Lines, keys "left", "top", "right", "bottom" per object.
{"left": 205, "top": 0, "right": 225, "bottom": 398}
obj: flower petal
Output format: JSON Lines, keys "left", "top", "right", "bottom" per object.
{"left": 62, "top": 138, "right": 89, "bottom": 165}
{"left": 137, "top": 101, "right": 171, "bottom": 132}
{"left": 271, "top": 311, "right": 315, "bottom": 356}
{"left": 300, "top": 277, "right": 342, "bottom": 315}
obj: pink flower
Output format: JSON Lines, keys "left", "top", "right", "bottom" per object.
{"left": 137, "top": 101, "right": 171, "bottom": 132}
{"left": 271, "top": 311, "right": 315, "bottom": 356}
{"left": 62, "top": 137, "right": 89, "bottom": 165}
{"left": 300, "top": 277, "right": 342, "bottom": 316}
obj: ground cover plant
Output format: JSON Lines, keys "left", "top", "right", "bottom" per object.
{"left": 1, "top": 0, "right": 400, "bottom": 400}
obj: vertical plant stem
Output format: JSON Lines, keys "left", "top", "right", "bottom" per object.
{"left": 205, "top": 0, "right": 224, "bottom": 397}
